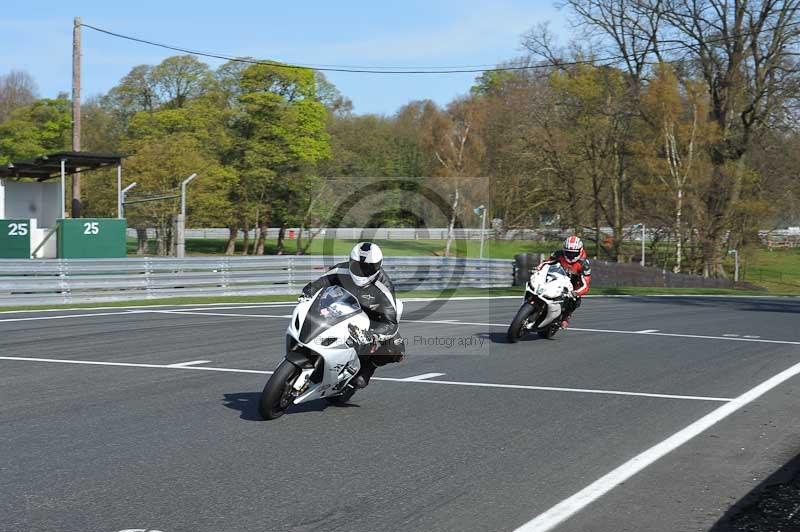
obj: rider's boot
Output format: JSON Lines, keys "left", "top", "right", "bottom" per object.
{"left": 560, "top": 313, "right": 572, "bottom": 329}
{"left": 352, "top": 357, "right": 377, "bottom": 389}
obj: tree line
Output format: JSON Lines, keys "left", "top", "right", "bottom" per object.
{"left": 0, "top": 0, "right": 798, "bottom": 276}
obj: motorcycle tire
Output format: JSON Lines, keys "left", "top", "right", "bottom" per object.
{"left": 259, "top": 360, "right": 299, "bottom": 420}
{"left": 507, "top": 303, "right": 535, "bottom": 343}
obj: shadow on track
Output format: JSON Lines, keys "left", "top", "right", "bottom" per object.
{"left": 477, "top": 331, "right": 550, "bottom": 344}
{"left": 709, "top": 451, "right": 800, "bottom": 531}
{"left": 222, "top": 392, "right": 360, "bottom": 421}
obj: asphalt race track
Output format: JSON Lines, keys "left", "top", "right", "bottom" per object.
{"left": 2, "top": 296, "right": 800, "bottom": 532}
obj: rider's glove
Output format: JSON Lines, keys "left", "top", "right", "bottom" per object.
{"left": 348, "top": 324, "right": 374, "bottom": 346}
{"left": 297, "top": 294, "right": 312, "bottom": 303}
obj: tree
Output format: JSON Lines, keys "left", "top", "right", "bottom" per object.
{"left": 124, "top": 134, "right": 231, "bottom": 255}
{"left": 231, "top": 62, "right": 330, "bottom": 254}
{"left": 0, "top": 98, "right": 70, "bottom": 164}
{"left": 417, "top": 98, "right": 485, "bottom": 256}
{"left": 640, "top": 64, "right": 716, "bottom": 272}
{"left": 557, "top": 0, "right": 800, "bottom": 275}
{"left": 0, "top": 70, "right": 38, "bottom": 123}
{"left": 546, "top": 63, "right": 636, "bottom": 260}
{"left": 102, "top": 65, "right": 159, "bottom": 120}
{"left": 151, "top": 55, "right": 212, "bottom": 109}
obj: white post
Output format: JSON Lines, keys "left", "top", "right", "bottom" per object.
{"left": 116, "top": 164, "right": 122, "bottom": 219}
{"left": 180, "top": 173, "right": 197, "bottom": 219}
{"left": 641, "top": 223, "right": 646, "bottom": 267}
{"left": 60, "top": 159, "right": 66, "bottom": 219}
{"left": 177, "top": 173, "right": 198, "bottom": 259}
{"left": 120, "top": 182, "right": 137, "bottom": 220}
{"left": 730, "top": 249, "right": 739, "bottom": 283}
{"left": 479, "top": 207, "right": 487, "bottom": 259}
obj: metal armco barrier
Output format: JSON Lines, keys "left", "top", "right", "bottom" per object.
{"left": 0, "top": 256, "right": 514, "bottom": 306}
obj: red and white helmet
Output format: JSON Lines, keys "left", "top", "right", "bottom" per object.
{"left": 562, "top": 236, "right": 585, "bottom": 264}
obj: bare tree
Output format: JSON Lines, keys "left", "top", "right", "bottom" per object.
{"left": 556, "top": 0, "right": 800, "bottom": 275}
{"left": 421, "top": 98, "right": 485, "bottom": 257}
{"left": 0, "top": 70, "right": 38, "bottom": 122}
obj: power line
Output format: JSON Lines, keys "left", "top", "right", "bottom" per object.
{"left": 80, "top": 20, "right": 800, "bottom": 75}
{"left": 80, "top": 23, "right": 608, "bottom": 73}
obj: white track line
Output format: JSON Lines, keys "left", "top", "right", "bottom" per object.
{"left": 569, "top": 327, "right": 800, "bottom": 346}
{"left": 146, "top": 310, "right": 291, "bottom": 319}
{"left": 376, "top": 377, "right": 732, "bottom": 402}
{"left": 167, "top": 360, "right": 211, "bottom": 367}
{"left": 0, "top": 356, "right": 729, "bottom": 402}
{"left": 403, "top": 319, "right": 502, "bottom": 326}
{"left": 0, "top": 301, "right": 298, "bottom": 315}
{"left": 1, "top": 293, "right": 795, "bottom": 316}
{"left": 0, "top": 356, "right": 269, "bottom": 374}
{"left": 399, "top": 373, "right": 446, "bottom": 381}
{"left": 2, "top": 310, "right": 798, "bottom": 348}
{"left": 406, "top": 319, "right": 800, "bottom": 347}
{"left": 514, "top": 358, "right": 800, "bottom": 532}
{"left": 0, "top": 310, "right": 149, "bottom": 324}
{"left": 636, "top": 329, "right": 659, "bottom": 333}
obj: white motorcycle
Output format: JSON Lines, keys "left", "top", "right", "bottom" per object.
{"left": 507, "top": 262, "right": 574, "bottom": 342}
{"left": 259, "top": 285, "right": 402, "bottom": 420}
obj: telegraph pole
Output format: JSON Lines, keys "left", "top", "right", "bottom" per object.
{"left": 71, "top": 17, "right": 82, "bottom": 218}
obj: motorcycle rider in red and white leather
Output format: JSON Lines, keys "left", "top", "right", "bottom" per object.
{"left": 538, "top": 236, "right": 592, "bottom": 329}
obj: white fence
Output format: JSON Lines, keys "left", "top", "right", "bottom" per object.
{"left": 0, "top": 256, "right": 514, "bottom": 306}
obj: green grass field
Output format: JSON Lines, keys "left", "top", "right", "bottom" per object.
{"left": 127, "top": 237, "right": 559, "bottom": 259}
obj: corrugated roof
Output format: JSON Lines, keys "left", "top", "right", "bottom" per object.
{"left": 0, "top": 152, "right": 125, "bottom": 181}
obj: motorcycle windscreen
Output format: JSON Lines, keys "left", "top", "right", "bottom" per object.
{"left": 299, "top": 285, "right": 362, "bottom": 344}
{"left": 545, "top": 263, "right": 569, "bottom": 282}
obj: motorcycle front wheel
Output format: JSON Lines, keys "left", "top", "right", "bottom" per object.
{"left": 259, "top": 360, "right": 299, "bottom": 420}
{"left": 507, "top": 303, "right": 535, "bottom": 343}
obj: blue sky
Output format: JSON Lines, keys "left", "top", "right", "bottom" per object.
{"left": 2, "top": 0, "right": 567, "bottom": 115}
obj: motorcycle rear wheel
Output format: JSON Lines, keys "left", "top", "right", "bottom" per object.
{"left": 507, "top": 303, "right": 535, "bottom": 343}
{"left": 259, "top": 360, "right": 299, "bottom": 420}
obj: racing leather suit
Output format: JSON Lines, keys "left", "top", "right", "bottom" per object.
{"left": 539, "top": 250, "right": 592, "bottom": 318}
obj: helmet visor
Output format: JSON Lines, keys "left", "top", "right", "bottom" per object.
{"left": 563, "top": 249, "right": 580, "bottom": 262}
{"left": 349, "top": 259, "right": 380, "bottom": 278}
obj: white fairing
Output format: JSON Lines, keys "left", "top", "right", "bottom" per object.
{"left": 286, "top": 286, "right": 371, "bottom": 404}
{"left": 525, "top": 264, "right": 573, "bottom": 329}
